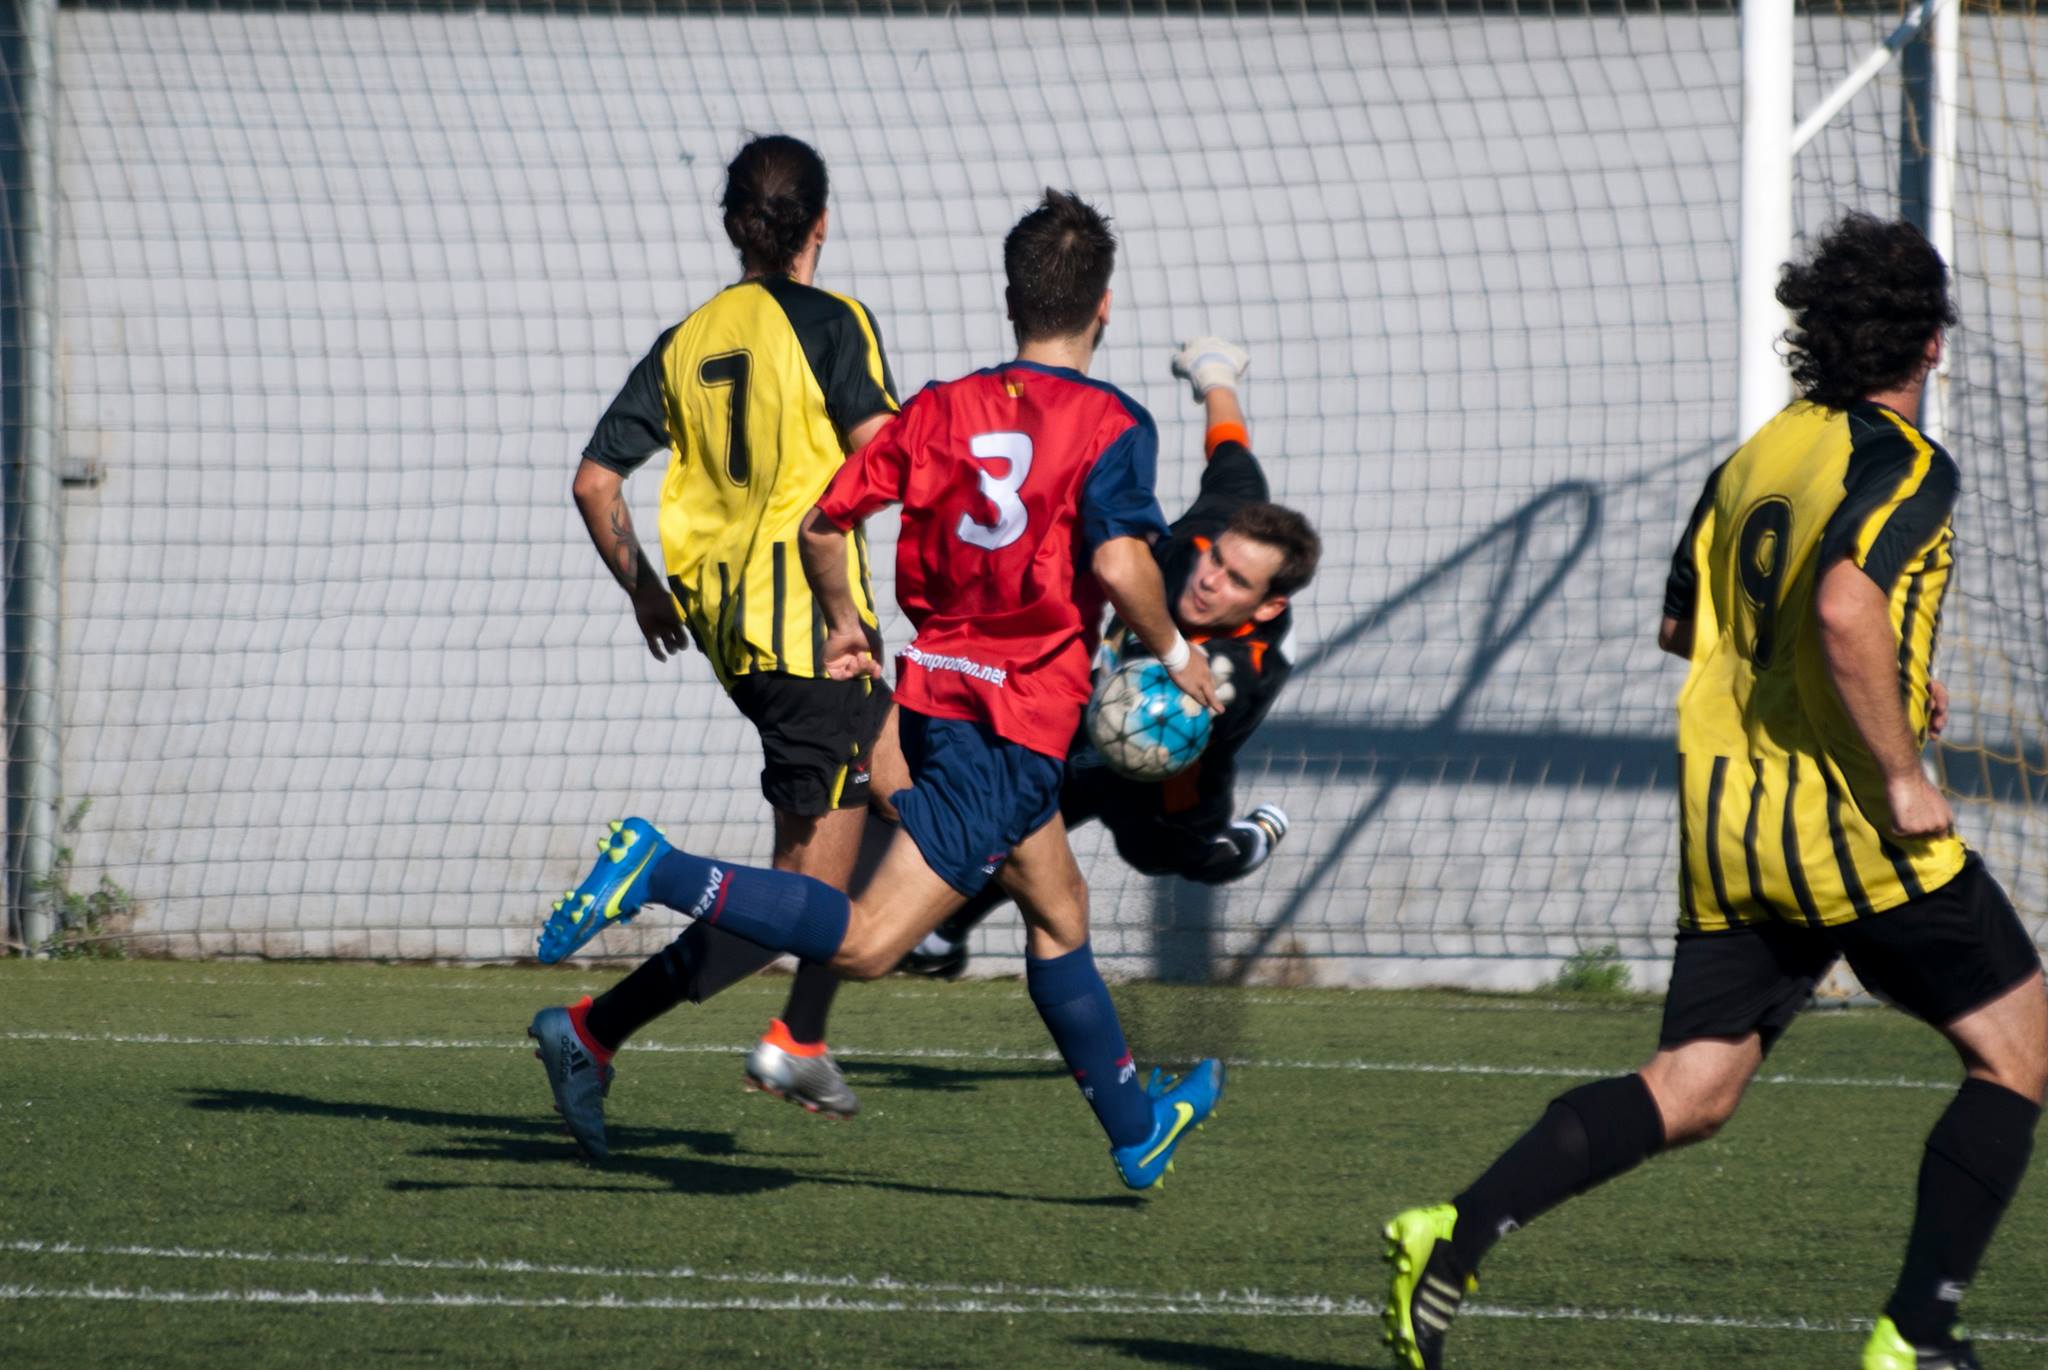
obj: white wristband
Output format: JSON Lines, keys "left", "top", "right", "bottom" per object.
{"left": 1159, "top": 633, "right": 1191, "bottom": 671}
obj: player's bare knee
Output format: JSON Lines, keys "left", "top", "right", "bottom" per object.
{"left": 1964, "top": 1035, "right": 2048, "bottom": 1104}
{"left": 1945, "top": 972, "right": 2048, "bottom": 1102}
{"left": 833, "top": 934, "right": 897, "bottom": 982}
{"left": 1641, "top": 1046, "right": 1753, "bottom": 1147}
{"left": 1682, "top": 1090, "right": 1743, "bottom": 1144}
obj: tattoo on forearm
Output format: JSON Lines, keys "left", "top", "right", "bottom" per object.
{"left": 605, "top": 493, "right": 646, "bottom": 592}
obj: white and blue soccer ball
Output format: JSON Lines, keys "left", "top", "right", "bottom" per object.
{"left": 1086, "top": 657, "right": 1213, "bottom": 782}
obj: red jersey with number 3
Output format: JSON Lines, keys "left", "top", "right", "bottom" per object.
{"left": 815, "top": 361, "right": 1168, "bottom": 759}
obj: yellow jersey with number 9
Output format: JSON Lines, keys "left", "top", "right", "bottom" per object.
{"left": 1662, "top": 399, "right": 1964, "bottom": 930}
{"left": 581, "top": 275, "right": 898, "bottom": 688}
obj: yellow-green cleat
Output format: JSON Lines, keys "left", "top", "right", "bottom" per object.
{"left": 1382, "top": 1204, "right": 1475, "bottom": 1370}
{"left": 1861, "top": 1315, "right": 1981, "bottom": 1369}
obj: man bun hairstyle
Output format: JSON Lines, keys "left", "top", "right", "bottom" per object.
{"left": 721, "top": 134, "right": 829, "bottom": 276}
{"left": 1776, "top": 212, "right": 1956, "bottom": 411}
{"left": 1227, "top": 502, "right": 1320, "bottom": 599}
{"left": 1003, "top": 189, "right": 1117, "bottom": 344}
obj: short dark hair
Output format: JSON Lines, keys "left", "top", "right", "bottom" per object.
{"left": 1226, "top": 502, "right": 1320, "bottom": 599}
{"left": 721, "top": 135, "right": 829, "bottom": 276}
{"left": 1776, "top": 213, "right": 1956, "bottom": 411}
{"left": 1003, "top": 189, "right": 1116, "bottom": 344}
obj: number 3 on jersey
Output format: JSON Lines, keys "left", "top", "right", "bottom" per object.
{"left": 957, "top": 431, "right": 1033, "bottom": 551}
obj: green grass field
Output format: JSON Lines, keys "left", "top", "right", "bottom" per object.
{"left": 3, "top": 960, "right": 2045, "bottom": 1368}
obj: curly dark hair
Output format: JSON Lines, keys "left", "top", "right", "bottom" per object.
{"left": 1775, "top": 213, "right": 1955, "bottom": 410}
{"left": 1226, "top": 502, "right": 1320, "bottom": 599}
{"left": 721, "top": 135, "right": 829, "bottom": 276}
{"left": 1003, "top": 189, "right": 1116, "bottom": 344}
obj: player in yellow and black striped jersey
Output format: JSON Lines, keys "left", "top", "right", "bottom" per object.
{"left": 585, "top": 275, "right": 896, "bottom": 689}
{"left": 1662, "top": 396, "right": 1963, "bottom": 929}
{"left": 583, "top": 253, "right": 895, "bottom": 694}
{"left": 541, "top": 136, "right": 903, "bottom": 1132}
{"left": 1381, "top": 217, "right": 2044, "bottom": 1370}
{"left": 574, "top": 138, "right": 898, "bottom": 814}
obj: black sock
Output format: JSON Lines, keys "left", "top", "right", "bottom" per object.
{"left": 681, "top": 923, "right": 786, "bottom": 1002}
{"left": 1886, "top": 1078, "right": 2040, "bottom": 1346}
{"left": 780, "top": 960, "right": 842, "bottom": 1045}
{"left": 1451, "top": 1073, "right": 1665, "bottom": 1272}
{"left": 937, "top": 879, "right": 1008, "bottom": 945}
{"left": 583, "top": 923, "right": 781, "bottom": 1051}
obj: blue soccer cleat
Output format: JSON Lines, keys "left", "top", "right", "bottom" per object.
{"left": 536, "top": 818, "right": 670, "bottom": 964}
{"left": 1111, "top": 1058, "right": 1225, "bottom": 1190}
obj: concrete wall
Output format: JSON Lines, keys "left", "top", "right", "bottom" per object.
{"left": 51, "top": 7, "right": 2048, "bottom": 984}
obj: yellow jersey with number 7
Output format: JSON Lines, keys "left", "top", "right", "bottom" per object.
{"left": 580, "top": 275, "right": 898, "bottom": 689}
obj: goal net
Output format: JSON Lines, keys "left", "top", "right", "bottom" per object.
{"left": 33, "top": 0, "right": 2047, "bottom": 983}
{"left": 1789, "top": 0, "right": 2048, "bottom": 987}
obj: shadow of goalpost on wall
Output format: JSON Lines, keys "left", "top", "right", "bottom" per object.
{"left": 1146, "top": 478, "right": 1610, "bottom": 988}
{"left": 1159, "top": 465, "right": 2048, "bottom": 987}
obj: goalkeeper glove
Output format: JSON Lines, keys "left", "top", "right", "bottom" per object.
{"left": 1170, "top": 336, "right": 1250, "bottom": 401}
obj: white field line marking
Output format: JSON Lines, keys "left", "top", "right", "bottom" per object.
{"left": 0, "top": 1284, "right": 1342, "bottom": 1315}
{"left": 0, "top": 1239, "right": 1314, "bottom": 1311}
{"left": 0, "top": 1029, "right": 1957, "bottom": 1092}
{"left": 0, "top": 1280, "right": 2043, "bottom": 1344}
{"left": 0, "top": 971, "right": 774, "bottom": 994}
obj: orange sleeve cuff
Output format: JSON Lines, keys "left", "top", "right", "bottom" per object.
{"left": 1204, "top": 422, "right": 1250, "bottom": 459}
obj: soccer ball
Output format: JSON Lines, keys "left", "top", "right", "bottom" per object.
{"left": 1086, "top": 658, "right": 1212, "bottom": 781}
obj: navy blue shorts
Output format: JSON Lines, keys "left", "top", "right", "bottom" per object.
{"left": 893, "top": 708, "right": 1065, "bottom": 896}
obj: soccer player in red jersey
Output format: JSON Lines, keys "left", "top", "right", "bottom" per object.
{"left": 532, "top": 191, "right": 1228, "bottom": 1189}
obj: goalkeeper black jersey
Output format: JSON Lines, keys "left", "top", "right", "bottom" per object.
{"left": 1087, "top": 439, "right": 1294, "bottom": 865}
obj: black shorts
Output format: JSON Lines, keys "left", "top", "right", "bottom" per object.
{"left": 726, "top": 673, "right": 892, "bottom": 818}
{"left": 1660, "top": 853, "right": 2041, "bottom": 1050}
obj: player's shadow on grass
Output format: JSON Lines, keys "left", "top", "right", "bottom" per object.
{"left": 187, "top": 1087, "right": 736, "bottom": 1158}
{"left": 1082, "top": 1338, "right": 1353, "bottom": 1370}
{"left": 186, "top": 1087, "right": 1139, "bottom": 1208}
{"left": 186, "top": 1088, "right": 795, "bottom": 1198}
{"left": 840, "top": 1059, "right": 1053, "bottom": 1094}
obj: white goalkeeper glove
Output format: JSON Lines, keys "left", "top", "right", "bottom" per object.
{"left": 1209, "top": 652, "right": 1238, "bottom": 708}
{"left": 1170, "top": 336, "right": 1250, "bottom": 402}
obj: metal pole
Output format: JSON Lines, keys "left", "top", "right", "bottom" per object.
{"left": 9, "top": 0, "right": 61, "bottom": 954}
{"left": 1923, "top": 0, "right": 1959, "bottom": 443}
{"left": 1738, "top": 0, "right": 1796, "bottom": 445}
{"left": 1791, "top": 0, "right": 1952, "bottom": 156}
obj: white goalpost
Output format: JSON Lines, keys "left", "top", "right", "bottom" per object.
{"left": 1740, "top": 0, "right": 1960, "bottom": 445}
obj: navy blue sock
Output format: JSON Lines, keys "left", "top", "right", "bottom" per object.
{"left": 1026, "top": 942, "right": 1153, "bottom": 1148}
{"left": 645, "top": 848, "right": 849, "bottom": 965}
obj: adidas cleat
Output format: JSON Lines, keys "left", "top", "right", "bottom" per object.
{"left": 536, "top": 817, "right": 670, "bottom": 964}
{"left": 528, "top": 999, "right": 613, "bottom": 1161}
{"left": 896, "top": 933, "right": 969, "bottom": 980}
{"left": 1111, "top": 1058, "right": 1224, "bottom": 1190}
{"left": 1382, "top": 1204, "right": 1474, "bottom": 1370}
{"left": 744, "top": 1022, "right": 860, "bottom": 1120}
{"left": 1222, "top": 802, "right": 1291, "bottom": 882}
{"left": 1862, "top": 1316, "right": 1981, "bottom": 1369}
{"left": 1246, "top": 802, "right": 1289, "bottom": 847}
